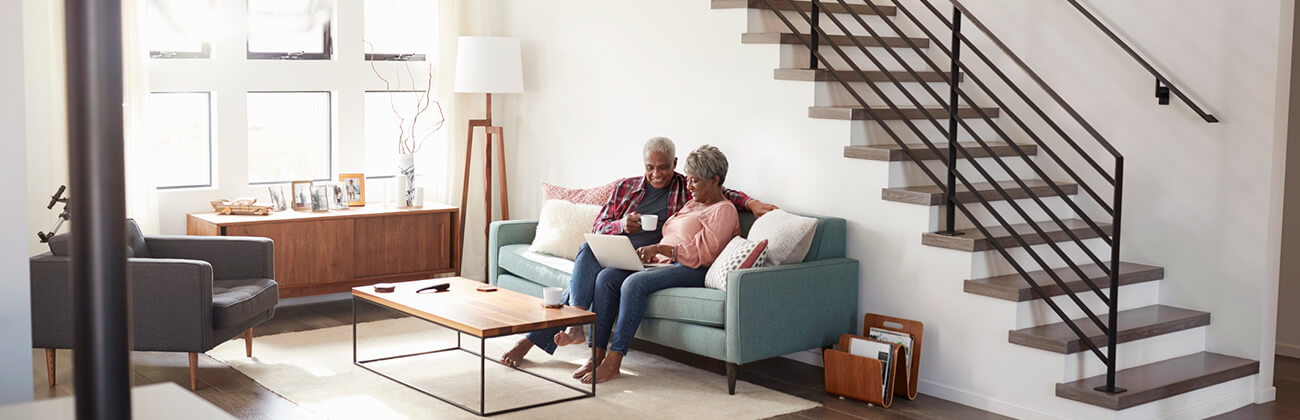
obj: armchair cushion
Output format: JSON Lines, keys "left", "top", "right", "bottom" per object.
{"left": 211, "top": 279, "right": 278, "bottom": 330}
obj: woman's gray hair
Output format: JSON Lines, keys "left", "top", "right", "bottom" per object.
{"left": 643, "top": 136, "right": 676, "bottom": 158}
{"left": 685, "top": 144, "right": 729, "bottom": 186}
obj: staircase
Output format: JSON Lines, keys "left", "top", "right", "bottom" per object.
{"left": 710, "top": 1, "right": 1258, "bottom": 419}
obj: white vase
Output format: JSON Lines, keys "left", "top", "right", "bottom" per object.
{"left": 397, "top": 153, "right": 416, "bottom": 207}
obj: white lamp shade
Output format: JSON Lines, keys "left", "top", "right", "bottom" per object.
{"left": 453, "top": 36, "right": 524, "bottom": 94}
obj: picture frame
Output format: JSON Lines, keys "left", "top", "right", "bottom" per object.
{"left": 330, "top": 182, "right": 349, "bottom": 210}
{"left": 268, "top": 185, "right": 288, "bottom": 211}
{"left": 310, "top": 185, "right": 329, "bottom": 212}
{"left": 292, "top": 181, "right": 313, "bottom": 211}
{"left": 339, "top": 173, "right": 365, "bottom": 207}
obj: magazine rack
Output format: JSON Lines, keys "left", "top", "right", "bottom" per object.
{"left": 822, "top": 313, "right": 924, "bottom": 406}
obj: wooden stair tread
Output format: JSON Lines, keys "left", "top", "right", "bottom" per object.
{"left": 882, "top": 179, "right": 1078, "bottom": 206}
{"left": 1008, "top": 305, "right": 1209, "bottom": 354}
{"left": 742, "top": 32, "right": 930, "bottom": 49}
{"left": 921, "top": 219, "right": 1111, "bottom": 252}
{"left": 844, "top": 142, "right": 1037, "bottom": 161}
{"left": 965, "top": 262, "right": 1165, "bottom": 302}
{"left": 712, "top": 0, "right": 897, "bottom": 16}
{"left": 810, "top": 105, "right": 1000, "bottom": 121}
{"left": 774, "top": 68, "right": 953, "bottom": 83}
{"left": 1056, "top": 352, "right": 1258, "bottom": 410}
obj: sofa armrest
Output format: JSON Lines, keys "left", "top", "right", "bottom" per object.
{"left": 29, "top": 254, "right": 215, "bottom": 352}
{"left": 724, "top": 258, "right": 859, "bottom": 364}
{"left": 488, "top": 220, "right": 538, "bottom": 286}
{"left": 146, "top": 235, "right": 273, "bottom": 281}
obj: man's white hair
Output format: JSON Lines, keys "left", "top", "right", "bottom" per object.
{"left": 643, "top": 136, "right": 676, "bottom": 158}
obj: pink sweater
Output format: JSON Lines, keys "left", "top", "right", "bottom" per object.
{"left": 656, "top": 200, "right": 740, "bottom": 269}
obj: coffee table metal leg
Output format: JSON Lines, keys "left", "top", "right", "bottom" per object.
{"left": 480, "top": 337, "right": 486, "bottom": 414}
{"left": 351, "top": 297, "right": 357, "bottom": 364}
{"left": 590, "top": 322, "right": 596, "bottom": 396}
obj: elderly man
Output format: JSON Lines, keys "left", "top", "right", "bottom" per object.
{"left": 500, "top": 137, "right": 777, "bottom": 370}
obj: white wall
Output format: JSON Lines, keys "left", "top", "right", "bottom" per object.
{"left": 483, "top": 0, "right": 1288, "bottom": 409}
{"left": 1, "top": 0, "right": 33, "bottom": 405}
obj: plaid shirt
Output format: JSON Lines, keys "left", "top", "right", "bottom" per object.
{"left": 592, "top": 172, "right": 752, "bottom": 234}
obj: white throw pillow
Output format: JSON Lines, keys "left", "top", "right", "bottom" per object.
{"left": 704, "top": 237, "right": 769, "bottom": 291}
{"left": 746, "top": 209, "right": 818, "bottom": 265}
{"left": 529, "top": 199, "right": 602, "bottom": 260}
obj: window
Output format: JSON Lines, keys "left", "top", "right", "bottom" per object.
{"left": 363, "top": 0, "right": 437, "bottom": 61}
{"left": 247, "top": 0, "right": 333, "bottom": 59}
{"left": 150, "top": 92, "right": 213, "bottom": 189}
{"left": 147, "top": 0, "right": 213, "bottom": 58}
{"left": 364, "top": 91, "right": 444, "bottom": 177}
{"left": 247, "top": 92, "right": 332, "bottom": 184}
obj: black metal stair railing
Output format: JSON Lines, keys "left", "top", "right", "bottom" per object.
{"left": 755, "top": 0, "right": 1127, "bottom": 393}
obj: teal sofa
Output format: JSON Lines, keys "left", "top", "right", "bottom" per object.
{"left": 488, "top": 212, "right": 859, "bottom": 394}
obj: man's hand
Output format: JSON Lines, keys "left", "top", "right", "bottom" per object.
{"left": 624, "top": 211, "right": 643, "bottom": 234}
{"left": 746, "top": 200, "right": 779, "bottom": 218}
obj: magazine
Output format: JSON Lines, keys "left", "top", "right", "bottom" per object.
{"left": 868, "top": 327, "right": 914, "bottom": 383}
{"left": 848, "top": 336, "right": 894, "bottom": 399}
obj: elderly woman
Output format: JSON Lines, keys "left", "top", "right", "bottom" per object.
{"left": 581, "top": 145, "right": 741, "bottom": 384}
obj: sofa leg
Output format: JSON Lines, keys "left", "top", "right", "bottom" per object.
{"left": 188, "top": 352, "right": 199, "bottom": 391}
{"left": 245, "top": 328, "right": 253, "bottom": 357}
{"left": 45, "top": 349, "right": 56, "bottom": 387}
{"left": 727, "top": 362, "right": 738, "bottom": 395}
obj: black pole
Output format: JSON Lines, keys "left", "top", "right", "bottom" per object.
{"left": 809, "top": 0, "right": 820, "bottom": 70}
{"left": 1096, "top": 158, "right": 1127, "bottom": 394}
{"left": 941, "top": 7, "right": 963, "bottom": 236}
{"left": 65, "top": 0, "right": 132, "bottom": 418}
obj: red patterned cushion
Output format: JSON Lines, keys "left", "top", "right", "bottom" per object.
{"left": 541, "top": 182, "right": 616, "bottom": 206}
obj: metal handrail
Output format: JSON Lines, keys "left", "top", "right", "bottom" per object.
{"left": 1063, "top": 0, "right": 1219, "bottom": 123}
{"left": 755, "top": 0, "right": 1128, "bottom": 393}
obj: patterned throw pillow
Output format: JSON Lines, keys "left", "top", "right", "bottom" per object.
{"left": 704, "top": 238, "right": 769, "bottom": 291}
{"left": 541, "top": 181, "right": 616, "bottom": 206}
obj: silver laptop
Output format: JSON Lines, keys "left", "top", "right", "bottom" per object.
{"left": 583, "top": 234, "right": 671, "bottom": 271}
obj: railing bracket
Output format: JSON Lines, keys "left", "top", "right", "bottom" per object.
{"left": 1155, "top": 80, "right": 1170, "bottom": 105}
{"left": 1094, "top": 385, "right": 1128, "bottom": 394}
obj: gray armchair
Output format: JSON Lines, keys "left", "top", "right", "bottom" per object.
{"left": 30, "top": 219, "right": 278, "bottom": 390}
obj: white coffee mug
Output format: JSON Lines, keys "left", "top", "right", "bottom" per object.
{"left": 641, "top": 214, "right": 659, "bottom": 231}
{"left": 542, "top": 287, "right": 564, "bottom": 307}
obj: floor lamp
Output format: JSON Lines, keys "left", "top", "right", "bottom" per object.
{"left": 454, "top": 36, "right": 523, "bottom": 276}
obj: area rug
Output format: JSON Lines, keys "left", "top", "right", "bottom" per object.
{"left": 209, "top": 318, "right": 818, "bottom": 419}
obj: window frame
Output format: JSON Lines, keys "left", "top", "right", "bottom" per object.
{"left": 364, "top": 53, "right": 426, "bottom": 62}
{"left": 245, "top": 90, "right": 335, "bottom": 185}
{"left": 151, "top": 91, "right": 216, "bottom": 190}
{"left": 150, "top": 42, "right": 212, "bottom": 59}
{"left": 246, "top": 19, "right": 334, "bottom": 60}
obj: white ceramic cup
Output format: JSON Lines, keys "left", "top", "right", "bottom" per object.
{"left": 542, "top": 287, "right": 564, "bottom": 306}
{"left": 641, "top": 214, "right": 659, "bottom": 231}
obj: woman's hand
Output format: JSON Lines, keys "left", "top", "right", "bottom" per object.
{"left": 637, "top": 244, "right": 674, "bottom": 263}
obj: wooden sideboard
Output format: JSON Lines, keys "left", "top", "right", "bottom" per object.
{"left": 187, "top": 204, "right": 460, "bottom": 298}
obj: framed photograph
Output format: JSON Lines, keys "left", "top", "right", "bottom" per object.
{"left": 310, "top": 185, "right": 329, "bottom": 212}
{"left": 268, "top": 185, "right": 288, "bottom": 211}
{"left": 330, "top": 182, "right": 349, "bottom": 209}
{"left": 291, "top": 181, "right": 313, "bottom": 211}
{"left": 339, "top": 173, "right": 365, "bottom": 206}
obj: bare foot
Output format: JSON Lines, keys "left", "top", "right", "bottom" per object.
{"left": 553, "top": 326, "right": 586, "bottom": 347}
{"left": 581, "top": 351, "right": 623, "bottom": 384}
{"left": 572, "top": 348, "right": 606, "bottom": 379}
{"left": 500, "top": 338, "right": 533, "bottom": 368}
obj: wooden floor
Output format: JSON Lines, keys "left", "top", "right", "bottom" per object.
{"left": 33, "top": 298, "right": 1296, "bottom": 419}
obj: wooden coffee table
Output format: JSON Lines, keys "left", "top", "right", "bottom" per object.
{"left": 352, "top": 277, "right": 597, "bottom": 416}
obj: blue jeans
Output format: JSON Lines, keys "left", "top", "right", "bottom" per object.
{"left": 592, "top": 263, "right": 708, "bottom": 355}
{"left": 525, "top": 235, "right": 662, "bottom": 354}
{"left": 526, "top": 243, "right": 601, "bottom": 354}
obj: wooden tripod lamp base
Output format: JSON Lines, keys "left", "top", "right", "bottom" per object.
{"left": 456, "top": 93, "right": 510, "bottom": 276}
